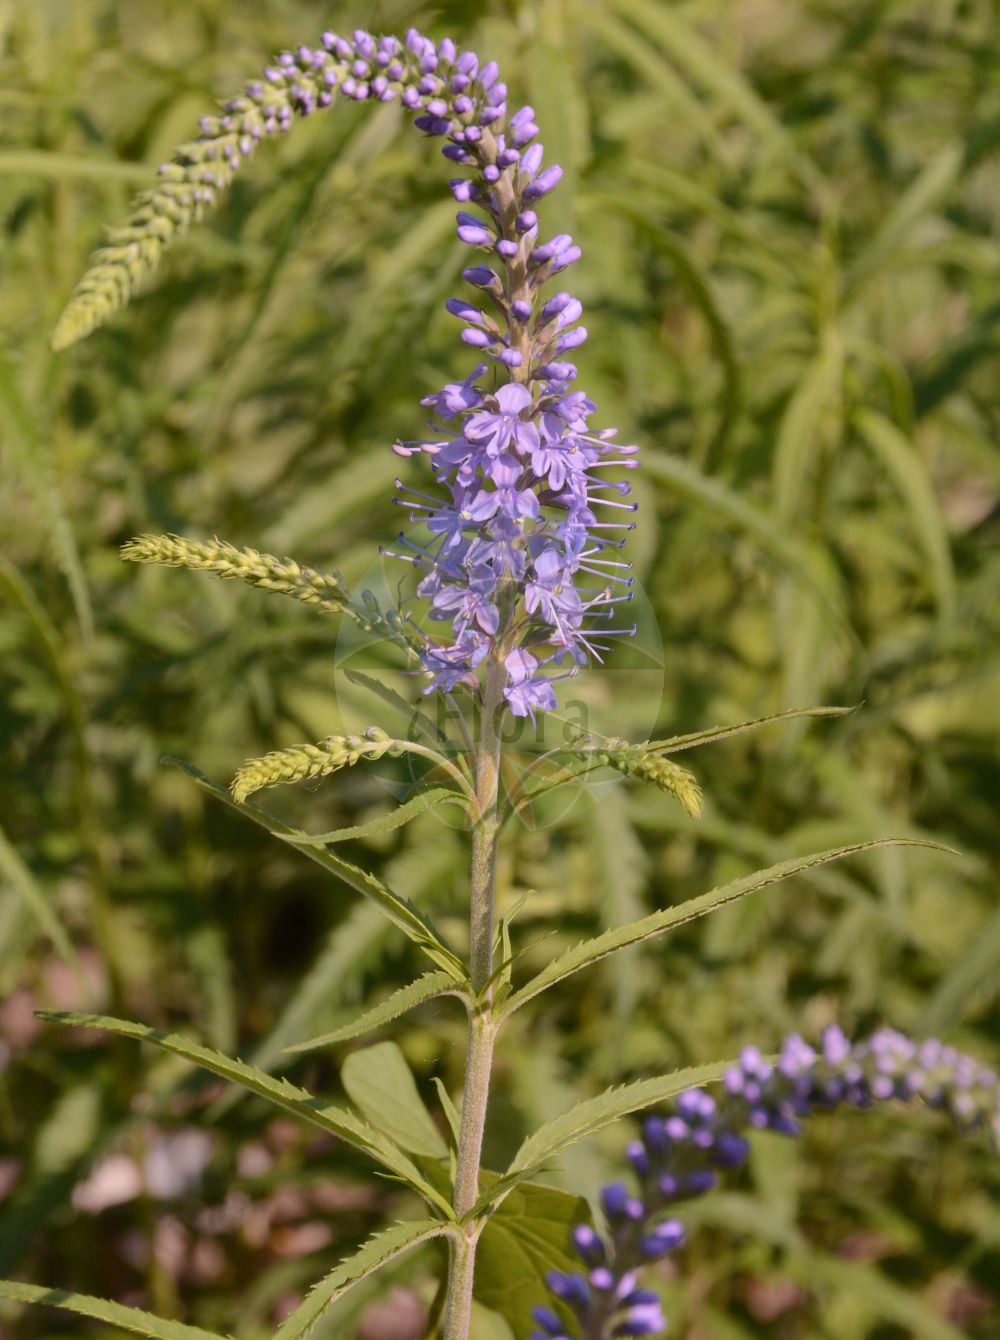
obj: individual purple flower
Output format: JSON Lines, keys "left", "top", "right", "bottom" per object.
{"left": 504, "top": 648, "right": 557, "bottom": 721}
{"left": 464, "top": 384, "right": 541, "bottom": 457}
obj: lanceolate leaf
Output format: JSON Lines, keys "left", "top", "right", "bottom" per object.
{"left": 646, "top": 704, "right": 858, "bottom": 754}
{"left": 477, "top": 1061, "right": 734, "bottom": 1213}
{"left": 273, "top": 1219, "right": 450, "bottom": 1340}
{"left": 341, "top": 1042, "right": 450, "bottom": 1158}
{"left": 164, "top": 759, "right": 467, "bottom": 983}
{"left": 277, "top": 787, "right": 466, "bottom": 846}
{"left": 35, "top": 1012, "right": 453, "bottom": 1217}
{"left": 286, "top": 972, "right": 462, "bottom": 1053}
{"left": 0, "top": 1281, "right": 225, "bottom": 1340}
{"left": 499, "top": 840, "right": 952, "bottom": 1020}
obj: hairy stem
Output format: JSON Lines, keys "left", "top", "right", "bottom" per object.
{"left": 443, "top": 660, "right": 506, "bottom": 1340}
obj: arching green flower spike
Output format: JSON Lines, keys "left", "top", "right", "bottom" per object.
{"left": 569, "top": 732, "right": 703, "bottom": 818}
{"left": 122, "top": 534, "right": 351, "bottom": 614}
{"left": 231, "top": 727, "right": 476, "bottom": 807}
{"left": 50, "top": 29, "right": 509, "bottom": 349}
{"left": 231, "top": 729, "right": 404, "bottom": 805}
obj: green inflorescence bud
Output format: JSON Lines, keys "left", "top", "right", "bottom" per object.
{"left": 121, "top": 533, "right": 350, "bottom": 615}
{"left": 570, "top": 733, "right": 703, "bottom": 819}
{"left": 51, "top": 112, "right": 277, "bottom": 349}
{"left": 231, "top": 727, "right": 401, "bottom": 804}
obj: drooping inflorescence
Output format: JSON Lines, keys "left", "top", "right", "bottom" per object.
{"left": 121, "top": 534, "right": 352, "bottom": 614}
{"left": 230, "top": 727, "right": 405, "bottom": 805}
{"left": 536, "top": 1027, "right": 1000, "bottom": 1339}
{"left": 59, "top": 26, "right": 639, "bottom": 724}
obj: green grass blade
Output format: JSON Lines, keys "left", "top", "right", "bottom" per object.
{"left": 772, "top": 336, "right": 843, "bottom": 524}
{"left": 918, "top": 904, "right": 1000, "bottom": 1035}
{"left": 853, "top": 407, "right": 957, "bottom": 624}
{"left": 612, "top": 0, "right": 823, "bottom": 189}
{"left": 583, "top": 9, "right": 732, "bottom": 164}
{"left": 847, "top": 142, "right": 964, "bottom": 292}
{"left": 0, "top": 353, "right": 93, "bottom": 641}
{"left": 0, "top": 1282, "right": 225, "bottom": 1340}
{"left": 585, "top": 197, "right": 741, "bottom": 469}
{"left": 642, "top": 451, "right": 852, "bottom": 637}
{"left": 796, "top": 1254, "right": 969, "bottom": 1340}
{"left": 209, "top": 902, "right": 392, "bottom": 1117}
{"left": 0, "top": 822, "right": 85, "bottom": 986}
{"left": 0, "top": 150, "right": 153, "bottom": 183}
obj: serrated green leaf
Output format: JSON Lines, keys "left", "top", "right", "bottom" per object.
{"left": 0, "top": 1281, "right": 225, "bottom": 1340}
{"left": 164, "top": 759, "right": 467, "bottom": 983}
{"left": 474, "top": 1181, "right": 590, "bottom": 1337}
{"left": 277, "top": 788, "right": 465, "bottom": 846}
{"left": 272, "top": 1219, "right": 449, "bottom": 1340}
{"left": 478, "top": 1062, "right": 733, "bottom": 1212}
{"left": 35, "top": 1011, "right": 452, "bottom": 1216}
{"left": 341, "top": 1042, "right": 449, "bottom": 1158}
{"left": 286, "top": 971, "right": 462, "bottom": 1053}
{"left": 646, "top": 704, "right": 858, "bottom": 754}
{"left": 500, "top": 840, "right": 953, "bottom": 1020}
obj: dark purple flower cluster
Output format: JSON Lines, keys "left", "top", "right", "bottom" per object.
{"left": 534, "top": 1027, "right": 1000, "bottom": 1340}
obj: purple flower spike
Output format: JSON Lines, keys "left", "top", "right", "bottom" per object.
{"left": 542, "top": 1025, "right": 1000, "bottom": 1338}
{"left": 215, "top": 27, "right": 638, "bottom": 717}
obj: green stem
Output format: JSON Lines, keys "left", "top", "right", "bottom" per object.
{"left": 443, "top": 659, "right": 506, "bottom": 1340}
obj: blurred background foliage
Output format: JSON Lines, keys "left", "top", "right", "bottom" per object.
{"left": 1, "top": 0, "right": 999, "bottom": 1335}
